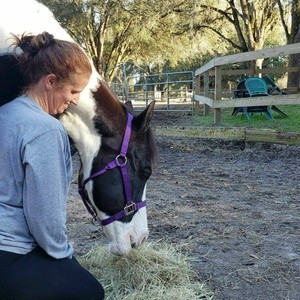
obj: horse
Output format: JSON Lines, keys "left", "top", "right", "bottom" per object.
{"left": 0, "top": 0, "right": 157, "bottom": 255}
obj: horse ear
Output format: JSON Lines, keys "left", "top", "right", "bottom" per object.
{"left": 133, "top": 101, "right": 155, "bottom": 133}
{"left": 124, "top": 101, "right": 134, "bottom": 113}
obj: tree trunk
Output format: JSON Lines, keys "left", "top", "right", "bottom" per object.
{"left": 287, "top": 30, "right": 300, "bottom": 91}
{"left": 279, "top": 0, "right": 300, "bottom": 90}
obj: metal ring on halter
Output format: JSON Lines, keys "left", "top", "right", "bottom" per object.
{"left": 115, "top": 154, "right": 127, "bottom": 167}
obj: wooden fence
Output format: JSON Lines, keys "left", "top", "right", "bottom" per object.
{"left": 194, "top": 43, "right": 300, "bottom": 124}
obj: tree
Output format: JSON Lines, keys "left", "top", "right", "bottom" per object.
{"left": 40, "top": 0, "right": 195, "bottom": 80}
{"left": 39, "top": 0, "right": 288, "bottom": 81}
{"left": 277, "top": 0, "right": 300, "bottom": 88}
{"left": 189, "top": 0, "right": 281, "bottom": 68}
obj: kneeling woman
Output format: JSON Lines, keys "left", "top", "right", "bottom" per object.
{"left": 0, "top": 32, "right": 104, "bottom": 300}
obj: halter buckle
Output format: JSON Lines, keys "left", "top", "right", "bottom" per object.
{"left": 124, "top": 202, "right": 136, "bottom": 216}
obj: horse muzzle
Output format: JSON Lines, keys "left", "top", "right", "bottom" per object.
{"left": 104, "top": 207, "right": 149, "bottom": 255}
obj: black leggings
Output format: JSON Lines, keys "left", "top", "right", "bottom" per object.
{"left": 0, "top": 247, "right": 104, "bottom": 300}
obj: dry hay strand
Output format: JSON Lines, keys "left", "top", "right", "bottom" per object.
{"left": 79, "top": 241, "right": 213, "bottom": 300}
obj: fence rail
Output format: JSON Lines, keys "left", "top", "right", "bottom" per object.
{"left": 194, "top": 43, "right": 300, "bottom": 124}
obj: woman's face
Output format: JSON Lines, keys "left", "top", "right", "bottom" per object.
{"left": 48, "top": 74, "right": 90, "bottom": 115}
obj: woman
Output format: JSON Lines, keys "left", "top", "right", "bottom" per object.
{"left": 0, "top": 32, "right": 104, "bottom": 300}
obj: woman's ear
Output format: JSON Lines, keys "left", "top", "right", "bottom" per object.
{"left": 45, "top": 74, "right": 57, "bottom": 90}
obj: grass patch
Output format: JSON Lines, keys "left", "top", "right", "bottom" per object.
{"left": 80, "top": 242, "right": 213, "bottom": 300}
{"left": 192, "top": 105, "right": 300, "bottom": 133}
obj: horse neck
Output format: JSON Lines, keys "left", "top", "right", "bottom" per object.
{"left": 60, "top": 77, "right": 126, "bottom": 178}
{"left": 93, "top": 80, "right": 127, "bottom": 134}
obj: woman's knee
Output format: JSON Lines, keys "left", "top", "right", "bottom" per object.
{"left": 59, "top": 256, "right": 105, "bottom": 299}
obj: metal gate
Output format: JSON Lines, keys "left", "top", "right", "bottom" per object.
{"left": 109, "top": 70, "right": 195, "bottom": 112}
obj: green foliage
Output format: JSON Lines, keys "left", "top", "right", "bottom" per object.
{"left": 39, "top": 0, "right": 293, "bottom": 80}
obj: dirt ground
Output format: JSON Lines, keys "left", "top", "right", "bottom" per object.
{"left": 67, "top": 112, "right": 300, "bottom": 300}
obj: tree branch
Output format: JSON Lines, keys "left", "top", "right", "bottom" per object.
{"left": 193, "top": 24, "right": 244, "bottom": 51}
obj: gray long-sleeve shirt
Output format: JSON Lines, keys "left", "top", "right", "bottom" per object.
{"left": 0, "top": 95, "right": 74, "bottom": 259}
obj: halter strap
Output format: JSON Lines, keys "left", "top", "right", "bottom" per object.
{"left": 78, "top": 113, "right": 147, "bottom": 226}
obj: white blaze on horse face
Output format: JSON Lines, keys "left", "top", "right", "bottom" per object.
{"left": 96, "top": 186, "right": 149, "bottom": 255}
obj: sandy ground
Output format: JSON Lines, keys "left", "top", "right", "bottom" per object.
{"left": 67, "top": 112, "right": 300, "bottom": 300}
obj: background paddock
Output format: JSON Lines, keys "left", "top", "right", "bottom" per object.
{"left": 67, "top": 113, "right": 300, "bottom": 300}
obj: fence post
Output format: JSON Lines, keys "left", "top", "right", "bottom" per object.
{"left": 145, "top": 75, "right": 149, "bottom": 106}
{"left": 204, "top": 71, "right": 210, "bottom": 116}
{"left": 167, "top": 73, "right": 170, "bottom": 110}
{"left": 214, "top": 66, "right": 222, "bottom": 124}
{"left": 193, "top": 74, "right": 201, "bottom": 114}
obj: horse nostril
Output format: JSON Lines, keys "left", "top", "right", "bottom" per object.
{"left": 131, "top": 243, "right": 136, "bottom": 249}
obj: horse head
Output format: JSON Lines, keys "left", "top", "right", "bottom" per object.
{"left": 0, "top": 0, "right": 157, "bottom": 255}
{"left": 61, "top": 80, "right": 157, "bottom": 255}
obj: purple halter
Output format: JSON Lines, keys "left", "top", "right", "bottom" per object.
{"left": 78, "top": 113, "right": 146, "bottom": 226}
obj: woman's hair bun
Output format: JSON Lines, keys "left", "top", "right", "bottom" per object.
{"left": 37, "top": 31, "right": 55, "bottom": 48}
{"left": 16, "top": 31, "right": 55, "bottom": 59}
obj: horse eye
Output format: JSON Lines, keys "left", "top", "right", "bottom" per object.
{"left": 140, "top": 167, "right": 152, "bottom": 179}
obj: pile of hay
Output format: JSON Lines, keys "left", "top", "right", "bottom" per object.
{"left": 79, "top": 241, "right": 213, "bottom": 300}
